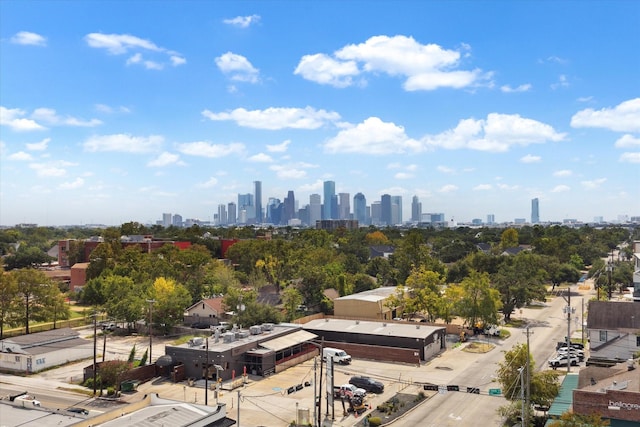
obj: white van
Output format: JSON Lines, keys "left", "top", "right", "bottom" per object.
{"left": 322, "top": 347, "right": 351, "bottom": 365}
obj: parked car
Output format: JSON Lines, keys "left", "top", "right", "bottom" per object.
{"left": 333, "top": 384, "right": 366, "bottom": 399}
{"left": 548, "top": 354, "right": 579, "bottom": 369}
{"left": 322, "top": 347, "right": 352, "bottom": 365}
{"left": 101, "top": 322, "right": 116, "bottom": 331}
{"left": 191, "top": 322, "right": 210, "bottom": 329}
{"left": 67, "top": 407, "right": 89, "bottom": 415}
{"left": 349, "top": 376, "right": 384, "bottom": 394}
{"left": 557, "top": 346, "right": 585, "bottom": 361}
{"left": 556, "top": 341, "right": 584, "bottom": 350}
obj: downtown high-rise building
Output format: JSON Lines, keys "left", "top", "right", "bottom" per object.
{"left": 283, "top": 190, "right": 296, "bottom": 224}
{"left": 353, "top": 193, "right": 366, "bottom": 225}
{"left": 380, "top": 194, "right": 392, "bottom": 226}
{"left": 323, "top": 181, "right": 335, "bottom": 220}
{"left": 487, "top": 214, "right": 495, "bottom": 225}
{"left": 531, "top": 198, "right": 540, "bottom": 224}
{"left": 339, "top": 193, "right": 350, "bottom": 220}
{"left": 162, "top": 213, "right": 172, "bottom": 228}
{"left": 411, "top": 195, "right": 421, "bottom": 222}
{"left": 227, "top": 202, "right": 236, "bottom": 225}
{"left": 254, "top": 181, "right": 262, "bottom": 224}
{"left": 391, "top": 196, "right": 402, "bottom": 225}
{"left": 217, "top": 204, "right": 227, "bottom": 225}
{"left": 238, "top": 193, "right": 254, "bottom": 224}
{"left": 309, "top": 194, "right": 322, "bottom": 226}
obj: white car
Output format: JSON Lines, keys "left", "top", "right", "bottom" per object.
{"left": 548, "top": 354, "right": 579, "bottom": 369}
{"left": 14, "top": 394, "right": 41, "bottom": 407}
{"left": 557, "top": 346, "right": 584, "bottom": 360}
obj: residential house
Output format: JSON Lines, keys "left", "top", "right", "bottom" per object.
{"left": 184, "top": 297, "right": 225, "bottom": 327}
{"left": 587, "top": 300, "right": 640, "bottom": 362}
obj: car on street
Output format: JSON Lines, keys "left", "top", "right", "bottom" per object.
{"left": 67, "top": 407, "right": 89, "bottom": 415}
{"left": 548, "top": 354, "right": 579, "bottom": 369}
{"left": 349, "top": 376, "right": 384, "bottom": 394}
{"left": 191, "top": 322, "right": 211, "bottom": 329}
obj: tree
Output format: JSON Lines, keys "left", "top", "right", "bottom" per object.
{"left": 455, "top": 271, "right": 502, "bottom": 329}
{"left": 496, "top": 343, "right": 560, "bottom": 423}
{"left": 4, "top": 245, "right": 54, "bottom": 270}
{"left": 548, "top": 411, "right": 610, "bottom": 427}
{"left": 492, "top": 253, "right": 547, "bottom": 322}
{"left": 102, "top": 275, "right": 146, "bottom": 326}
{"left": 281, "top": 286, "right": 303, "bottom": 321}
{"left": 12, "top": 269, "right": 62, "bottom": 334}
{"left": 404, "top": 266, "right": 445, "bottom": 322}
{"left": 500, "top": 228, "right": 519, "bottom": 250}
{"left": 0, "top": 267, "right": 20, "bottom": 338}
{"left": 150, "top": 277, "right": 192, "bottom": 332}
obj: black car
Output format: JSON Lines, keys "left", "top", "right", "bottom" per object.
{"left": 191, "top": 322, "right": 210, "bottom": 329}
{"left": 349, "top": 376, "right": 384, "bottom": 394}
{"left": 67, "top": 407, "right": 89, "bottom": 415}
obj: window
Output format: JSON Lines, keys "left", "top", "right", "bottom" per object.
{"left": 36, "top": 358, "right": 45, "bottom": 365}
{"left": 636, "top": 335, "right": 640, "bottom": 347}
{"left": 15, "top": 356, "right": 21, "bottom": 362}
{"left": 599, "top": 330, "right": 607, "bottom": 342}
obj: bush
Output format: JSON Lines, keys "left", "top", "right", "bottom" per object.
{"left": 367, "top": 416, "right": 382, "bottom": 426}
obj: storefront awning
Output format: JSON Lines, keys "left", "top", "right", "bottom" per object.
{"left": 259, "top": 330, "right": 317, "bottom": 352}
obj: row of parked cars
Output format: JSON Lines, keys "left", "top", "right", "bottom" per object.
{"left": 548, "top": 343, "right": 585, "bottom": 369}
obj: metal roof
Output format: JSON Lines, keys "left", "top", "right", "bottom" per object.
{"left": 548, "top": 373, "right": 579, "bottom": 417}
{"left": 259, "top": 330, "right": 317, "bottom": 352}
{"left": 302, "top": 318, "right": 444, "bottom": 339}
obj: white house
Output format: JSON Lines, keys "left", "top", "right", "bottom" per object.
{"left": 0, "top": 328, "right": 92, "bottom": 373}
{"left": 587, "top": 300, "right": 640, "bottom": 362}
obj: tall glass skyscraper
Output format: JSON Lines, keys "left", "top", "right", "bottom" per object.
{"left": 254, "top": 181, "right": 262, "bottom": 224}
{"left": 381, "top": 194, "right": 391, "bottom": 226}
{"left": 531, "top": 198, "right": 539, "bottom": 224}
{"left": 353, "top": 192, "right": 366, "bottom": 224}
{"left": 323, "top": 180, "right": 335, "bottom": 220}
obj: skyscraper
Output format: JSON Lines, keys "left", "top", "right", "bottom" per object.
{"left": 309, "top": 194, "right": 321, "bottom": 226}
{"left": 381, "top": 194, "right": 391, "bottom": 226}
{"left": 531, "top": 198, "right": 539, "bottom": 224}
{"left": 487, "top": 214, "right": 495, "bottom": 225}
{"left": 411, "top": 195, "right": 421, "bottom": 222}
{"left": 217, "top": 204, "right": 227, "bottom": 225}
{"left": 227, "top": 202, "right": 236, "bottom": 225}
{"left": 238, "top": 193, "right": 254, "bottom": 224}
{"left": 283, "top": 190, "right": 296, "bottom": 224}
{"left": 254, "top": 181, "right": 262, "bottom": 224}
{"left": 353, "top": 193, "right": 366, "bottom": 225}
{"left": 339, "top": 193, "right": 350, "bottom": 219}
{"left": 162, "top": 213, "right": 172, "bottom": 228}
{"left": 391, "top": 196, "right": 402, "bottom": 225}
{"left": 323, "top": 181, "right": 335, "bottom": 220}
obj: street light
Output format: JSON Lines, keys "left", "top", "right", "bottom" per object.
{"left": 146, "top": 299, "right": 156, "bottom": 365}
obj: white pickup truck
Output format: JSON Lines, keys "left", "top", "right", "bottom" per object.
{"left": 333, "top": 384, "right": 366, "bottom": 399}
{"left": 12, "top": 393, "right": 41, "bottom": 407}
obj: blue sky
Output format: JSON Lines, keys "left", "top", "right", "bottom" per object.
{"left": 1, "top": 1, "right": 639, "bottom": 226}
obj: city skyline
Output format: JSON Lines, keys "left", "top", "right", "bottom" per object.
{"left": 1, "top": 1, "right": 639, "bottom": 226}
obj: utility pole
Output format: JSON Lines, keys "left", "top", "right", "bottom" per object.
{"left": 519, "top": 367, "right": 525, "bottom": 427}
{"left": 102, "top": 327, "right": 107, "bottom": 362}
{"left": 237, "top": 389, "right": 241, "bottom": 427}
{"left": 522, "top": 325, "right": 533, "bottom": 426}
{"left": 562, "top": 287, "right": 574, "bottom": 373}
{"left": 92, "top": 309, "right": 97, "bottom": 396}
{"left": 205, "top": 336, "right": 209, "bottom": 405}
{"left": 146, "top": 299, "right": 156, "bottom": 365}
{"left": 313, "top": 356, "right": 317, "bottom": 427}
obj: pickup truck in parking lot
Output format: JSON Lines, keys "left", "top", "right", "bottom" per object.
{"left": 333, "top": 384, "right": 366, "bottom": 399}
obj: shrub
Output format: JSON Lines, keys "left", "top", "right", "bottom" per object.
{"left": 368, "top": 416, "right": 382, "bottom": 426}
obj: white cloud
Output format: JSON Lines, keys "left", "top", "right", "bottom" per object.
{"left": 10, "top": 31, "right": 46, "bottom": 46}
{"left": 31, "top": 108, "right": 102, "bottom": 127}
{"left": 215, "top": 52, "right": 259, "bottom": 83}
{"left": 197, "top": 177, "right": 218, "bottom": 188}
{"left": 520, "top": 154, "right": 541, "bottom": 163}
{"left": 473, "top": 184, "right": 492, "bottom": 191}
{"left": 571, "top": 98, "right": 640, "bottom": 132}
{"left": 83, "top": 134, "right": 163, "bottom": 153}
{"left": 223, "top": 15, "right": 261, "bottom": 28}
{"left": 437, "top": 165, "right": 455, "bottom": 174}
{"left": 577, "top": 96, "right": 593, "bottom": 103}
{"left": 8, "top": 151, "right": 33, "bottom": 161}
{"left": 296, "top": 35, "right": 491, "bottom": 91}
{"left": 26, "top": 138, "right": 50, "bottom": 151}
{"left": 553, "top": 169, "right": 572, "bottom": 177}
{"left": 551, "top": 74, "right": 569, "bottom": 90}
{"left": 294, "top": 54, "right": 359, "bottom": 88}
{"left": 423, "top": 113, "right": 566, "bottom": 152}
{"left": 266, "top": 140, "right": 291, "bottom": 153}
{"left": 394, "top": 172, "right": 413, "bottom": 179}
{"left": 29, "top": 163, "right": 67, "bottom": 177}
{"left": 500, "top": 83, "right": 532, "bottom": 93}
{"left": 248, "top": 153, "right": 273, "bottom": 162}
{"left": 496, "top": 183, "right": 519, "bottom": 190}
{"left": 177, "top": 141, "right": 245, "bottom": 158}
{"left": 270, "top": 164, "right": 307, "bottom": 179}
{"left": 551, "top": 185, "right": 571, "bottom": 192}
{"left": 0, "top": 106, "right": 45, "bottom": 131}
{"left": 59, "top": 178, "right": 84, "bottom": 189}
{"left": 85, "top": 32, "right": 185, "bottom": 68}
{"left": 614, "top": 134, "right": 640, "bottom": 148}
{"left": 324, "top": 117, "right": 421, "bottom": 154}
{"left": 581, "top": 178, "right": 607, "bottom": 189}
{"left": 438, "top": 184, "right": 458, "bottom": 193}
{"left": 95, "top": 104, "right": 130, "bottom": 114}
{"left": 546, "top": 55, "right": 568, "bottom": 64}
{"left": 147, "top": 152, "right": 182, "bottom": 167}
{"left": 620, "top": 152, "right": 640, "bottom": 163}
{"left": 202, "top": 107, "right": 340, "bottom": 130}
